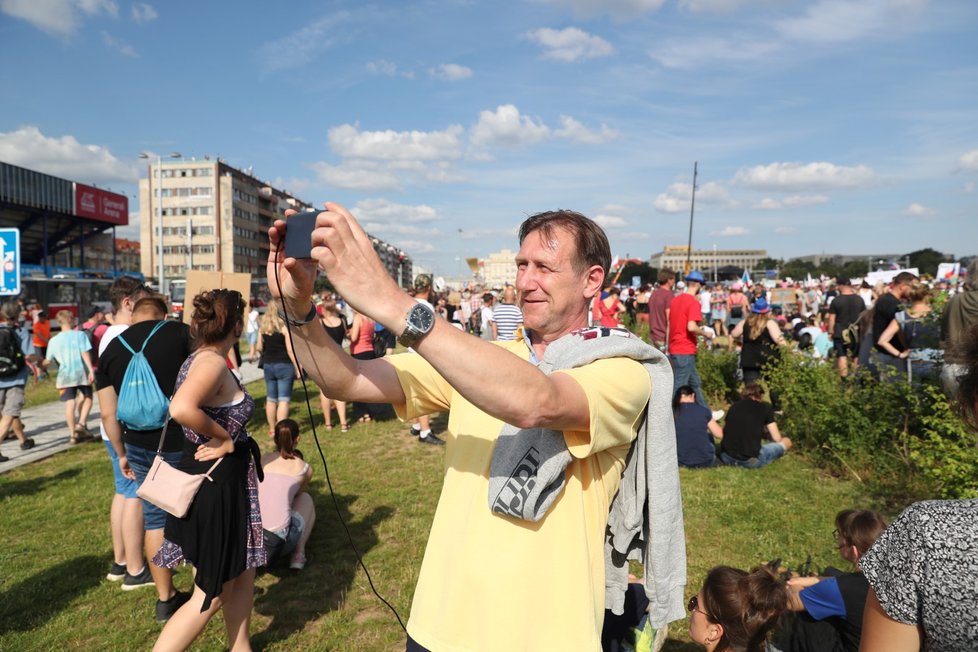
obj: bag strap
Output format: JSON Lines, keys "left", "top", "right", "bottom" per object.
{"left": 119, "top": 319, "right": 170, "bottom": 356}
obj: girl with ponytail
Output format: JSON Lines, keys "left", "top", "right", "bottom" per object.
{"left": 688, "top": 565, "right": 788, "bottom": 652}
{"left": 258, "top": 418, "right": 316, "bottom": 571}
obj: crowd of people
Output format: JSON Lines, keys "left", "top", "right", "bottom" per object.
{"left": 3, "top": 200, "right": 976, "bottom": 651}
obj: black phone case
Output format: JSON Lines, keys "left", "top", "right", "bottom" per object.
{"left": 284, "top": 211, "right": 318, "bottom": 259}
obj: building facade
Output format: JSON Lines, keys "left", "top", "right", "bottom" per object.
{"left": 649, "top": 245, "right": 767, "bottom": 274}
{"left": 139, "top": 158, "right": 412, "bottom": 290}
{"left": 481, "top": 248, "right": 518, "bottom": 289}
{"left": 50, "top": 234, "right": 140, "bottom": 273}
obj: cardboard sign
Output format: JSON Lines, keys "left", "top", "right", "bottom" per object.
{"left": 181, "top": 271, "right": 251, "bottom": 324}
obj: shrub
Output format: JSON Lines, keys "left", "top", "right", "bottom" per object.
{"left": 763, "top": 349, "right": 978, "bottom": 503}
{"left": 697, "top": 346, "right": 741, "bottom": 406}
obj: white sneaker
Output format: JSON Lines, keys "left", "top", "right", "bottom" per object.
{"left": 711, "top": 410, "right": 725, "bottom": 422}
{"left": 289, "top": 552, "right": 306, "bottom": 570}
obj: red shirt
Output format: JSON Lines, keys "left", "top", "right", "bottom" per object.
{"left": 668, "top": 292, "right": 701, "bottom": 355}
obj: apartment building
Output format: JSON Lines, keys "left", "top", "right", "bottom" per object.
{"left": 138, "top": 158, "right": 412, "bottom": 290}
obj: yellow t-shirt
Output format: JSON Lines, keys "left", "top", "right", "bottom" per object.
{"left": 388, "top": 339, "right": 652, "bottom": 652}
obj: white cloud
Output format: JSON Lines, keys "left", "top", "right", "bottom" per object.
{"left": 964, "top": 181, "right": 975, "bottom": 194}
{"left": 553, "top": 116, "right": 618, "bottom": 144}
{"left": 366, "top": 59, "right": 398, "bottom": 76}
{"left": 649, "top": 35, "right": 779, "bottom": 69}
{"left": 678, "top": 0, "right": 748, "bottom": 12}
{"left": 354, "top": 198, "right": 440, "bottom": 223}
{"left": 754, "top": 194, "right": 830, "bottom": 209}
{"left": 0, "top": 125, "right": 136, "bottom": 185}
{"left": 315, "top": 123, "right": 466, "bottom": 191}
{"left": 429, "top": 63, "right": 473, "bottom": 81}
{"left": 311, "top": 162, "right": 402, "bottom": 192}
{"left": 903, "top": 202, "right": 935, "bottom": 218}
{"left": 102, "top": 31, "right": 137, "bottom": 57}
{"left": 393, "top": 239, "right": 436, "bottom": 253}
{"left": 0, "top": 0, "right": 116, "bottom": 35}
{"left": 328, "top": 123, "right": 464, "bottom": 161}
{"left": 537, "top": 0, "right": 666, "bottom": 19}
{"left": 471, "top": 105, "right": 551, "bottom": 146}
{"left": 774, "top": 226, "right": 796, "bottom": 234}
{"left": 131, "top": 2, "right": 156, "bottom": 23}
{"left": 257, "top": 12, "right": 349, "bottom": 74}
{"left": 525, "top": 27, "right": 613, "bottom": 63}
{"left": 734, "top": 162, "right": 874, "bottom": 191}
{"left": 775, "top": 0, "right": 927, "bottom": 45}
{"left": 713, "top": 226, "right": 750, "bottom": 236}
{"left": 594, "top": 214, "right": 629, "bottom": 228}
{"left": 959, "top": 149, "right": 978, "bottom": 171}
{"left": 653, "top": 180, "right": 730, "bottom": 213}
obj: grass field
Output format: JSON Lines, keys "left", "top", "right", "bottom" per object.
{"left": 0, "top": 376, "right": 876, "bottom": 651}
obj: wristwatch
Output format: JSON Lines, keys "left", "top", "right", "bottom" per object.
{"left": 398, "top": 302, "right": 436, "bottom": 348}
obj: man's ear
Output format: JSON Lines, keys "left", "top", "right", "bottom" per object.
{"left": 584, "top": 266, "right": 604, "bottom": 299}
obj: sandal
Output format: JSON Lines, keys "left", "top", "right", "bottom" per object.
{"left": 324, "top": 424, "right": 333, "bottom": 430}
{"left": 341, "top": 424, "right": 350, "bottom": 433}
{"left": 68, "top": 436, "right": 79, "bottom": 446}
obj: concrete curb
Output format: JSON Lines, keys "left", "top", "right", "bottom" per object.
{"left": 0, "top": 360, "right": 265, "bottom": 475}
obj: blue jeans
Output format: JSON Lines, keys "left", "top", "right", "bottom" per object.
{"left": 104, "top": 439, "right": 139, "bottom": 498}
{"left": 670, "top": 353, "right": 707, "bottom": 406}
{"left": 720, "top": 443, "right": 786, "bottom": 469}
{"left": 125, "top": 443, "right": 182, "bottom": 530}
{"left": 264, "top": 362, "right": 295, "bottom": 402}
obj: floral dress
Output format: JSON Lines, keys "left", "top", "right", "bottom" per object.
{"left": 153, "top": 353, "right": 266, "bottom": 611}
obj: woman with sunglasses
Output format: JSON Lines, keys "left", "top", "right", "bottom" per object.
{"left": 688, "top": 565, "right": 788, "bottom": 652}
{"left": 152, "top": 289, "right": 266, "bottom": 652}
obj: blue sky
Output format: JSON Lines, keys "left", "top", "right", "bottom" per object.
{"left": 1, "top": 0, "right": 976, "bottom": 275}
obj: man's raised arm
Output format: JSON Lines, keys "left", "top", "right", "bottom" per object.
{"left": 268, "top": 203, "right": 596, "bottom": 433}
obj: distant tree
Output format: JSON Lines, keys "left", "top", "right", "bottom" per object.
{"left": 780, "top": 259, "right": 817, "bottom": 281}
{"left": 617, "top": 261, "right": 657, "bottom": 286}
{"left": 906, "top": 248, "right": 951, "bottom": 277}
{"left": 756, "top": 257, "right": 782, "bottom": 271}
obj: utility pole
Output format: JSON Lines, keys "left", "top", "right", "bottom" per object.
{"left": 685, "top": 161, "right": 698, "bottom": 276}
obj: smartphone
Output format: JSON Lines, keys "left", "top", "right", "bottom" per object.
{"left": 284, "top": 211, "right": 318, "bottom": 259}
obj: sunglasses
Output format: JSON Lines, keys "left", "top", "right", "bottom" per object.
{"left": 688, "top": 595, "right": 716, "bottom": 621}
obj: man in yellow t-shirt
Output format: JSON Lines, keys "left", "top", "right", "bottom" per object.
{"left": 270, "top": 204, "right": 653, "bottom": 651}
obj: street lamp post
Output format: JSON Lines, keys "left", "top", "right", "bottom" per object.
{"left": 139, "top": 151, "right": 181, "bottom": 296}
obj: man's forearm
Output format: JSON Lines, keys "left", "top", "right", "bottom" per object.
{"left": 287, "top": 312, "right": 404, "bottom": 404}
{"left": 412, "top": 317, "right": 588, "bottom": 431}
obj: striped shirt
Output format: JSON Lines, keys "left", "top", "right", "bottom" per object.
{"left": 491, "top": 303, "right": 523, "bottom": 341}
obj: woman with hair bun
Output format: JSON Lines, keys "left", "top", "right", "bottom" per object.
{"left": 152, "top": 289, "right": 266, "bottom": 652}
{"left": 688, "top": 565, "right": 788, "bottom": 652}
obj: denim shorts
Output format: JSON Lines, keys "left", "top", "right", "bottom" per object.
{"left": 104, "top": 439, "right": 139, "bottom": 499}
{"left": 263, "top": 510, "right": 304, "bottom": 561}
{"left": 720, "top": 442, "right": 786, "bottom": 469}
{"left": 264, "top": 362, "right": 295, "bottom": 402}
{"left": 125, "top": 443, "right": 182, "bottom": 530}
{"left": 247, "top": 331, "right": 258, "bottom": 346}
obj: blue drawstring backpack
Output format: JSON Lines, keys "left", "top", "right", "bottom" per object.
{"left": 116, "top": 320, "right": 172, "bottom": 431}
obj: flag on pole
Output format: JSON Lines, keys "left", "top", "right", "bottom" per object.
{"left": 741, "top": 269, "right": 751, "bottom": 287}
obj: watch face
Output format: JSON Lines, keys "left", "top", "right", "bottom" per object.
{"left": 411, "top": 303, "right": 435, "bottom": 332}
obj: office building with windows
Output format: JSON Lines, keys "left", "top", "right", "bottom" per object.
{"left": 649, "top": 245, "right": 767, "bottom": 274}
{"left": 138, "top": 158, "right": 412, "bottom": 288}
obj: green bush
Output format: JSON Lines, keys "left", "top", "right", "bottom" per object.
{"left": 762, "top": 350, "right": 978, "bottom": 503}
{"left": 697, "top": 346, "right": 741, "bottom": 406}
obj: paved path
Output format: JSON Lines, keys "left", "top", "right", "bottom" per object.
{"left": 0, "top": 360, "right": 265, "bottom": 475}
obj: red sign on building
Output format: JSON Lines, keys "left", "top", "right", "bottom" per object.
{"left": 74, "top": 184, "right": 129, "bottom": 226}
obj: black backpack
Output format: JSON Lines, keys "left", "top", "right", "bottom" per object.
{"left": 0, "top": 327, "right": 26, "bottom": 378}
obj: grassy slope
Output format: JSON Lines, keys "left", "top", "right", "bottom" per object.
{"left": 0, "top": 379, "right": 870, "bottom": 651}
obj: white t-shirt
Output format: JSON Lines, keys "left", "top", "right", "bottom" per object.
{"left": 480, "top": 306, "right": 494, "bottom": 333}
{"left": 98, "top": 323, "right": 129, "bottom": 441}
{"left": 699, "top": 290, "right": 712, "bottom": 314}
{"left": 246, "top": 309, "right": 260, "bottom": 334}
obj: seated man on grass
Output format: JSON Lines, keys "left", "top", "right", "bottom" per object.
{"left": 718, "top": 383, "right": 792, "bottom": 468}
